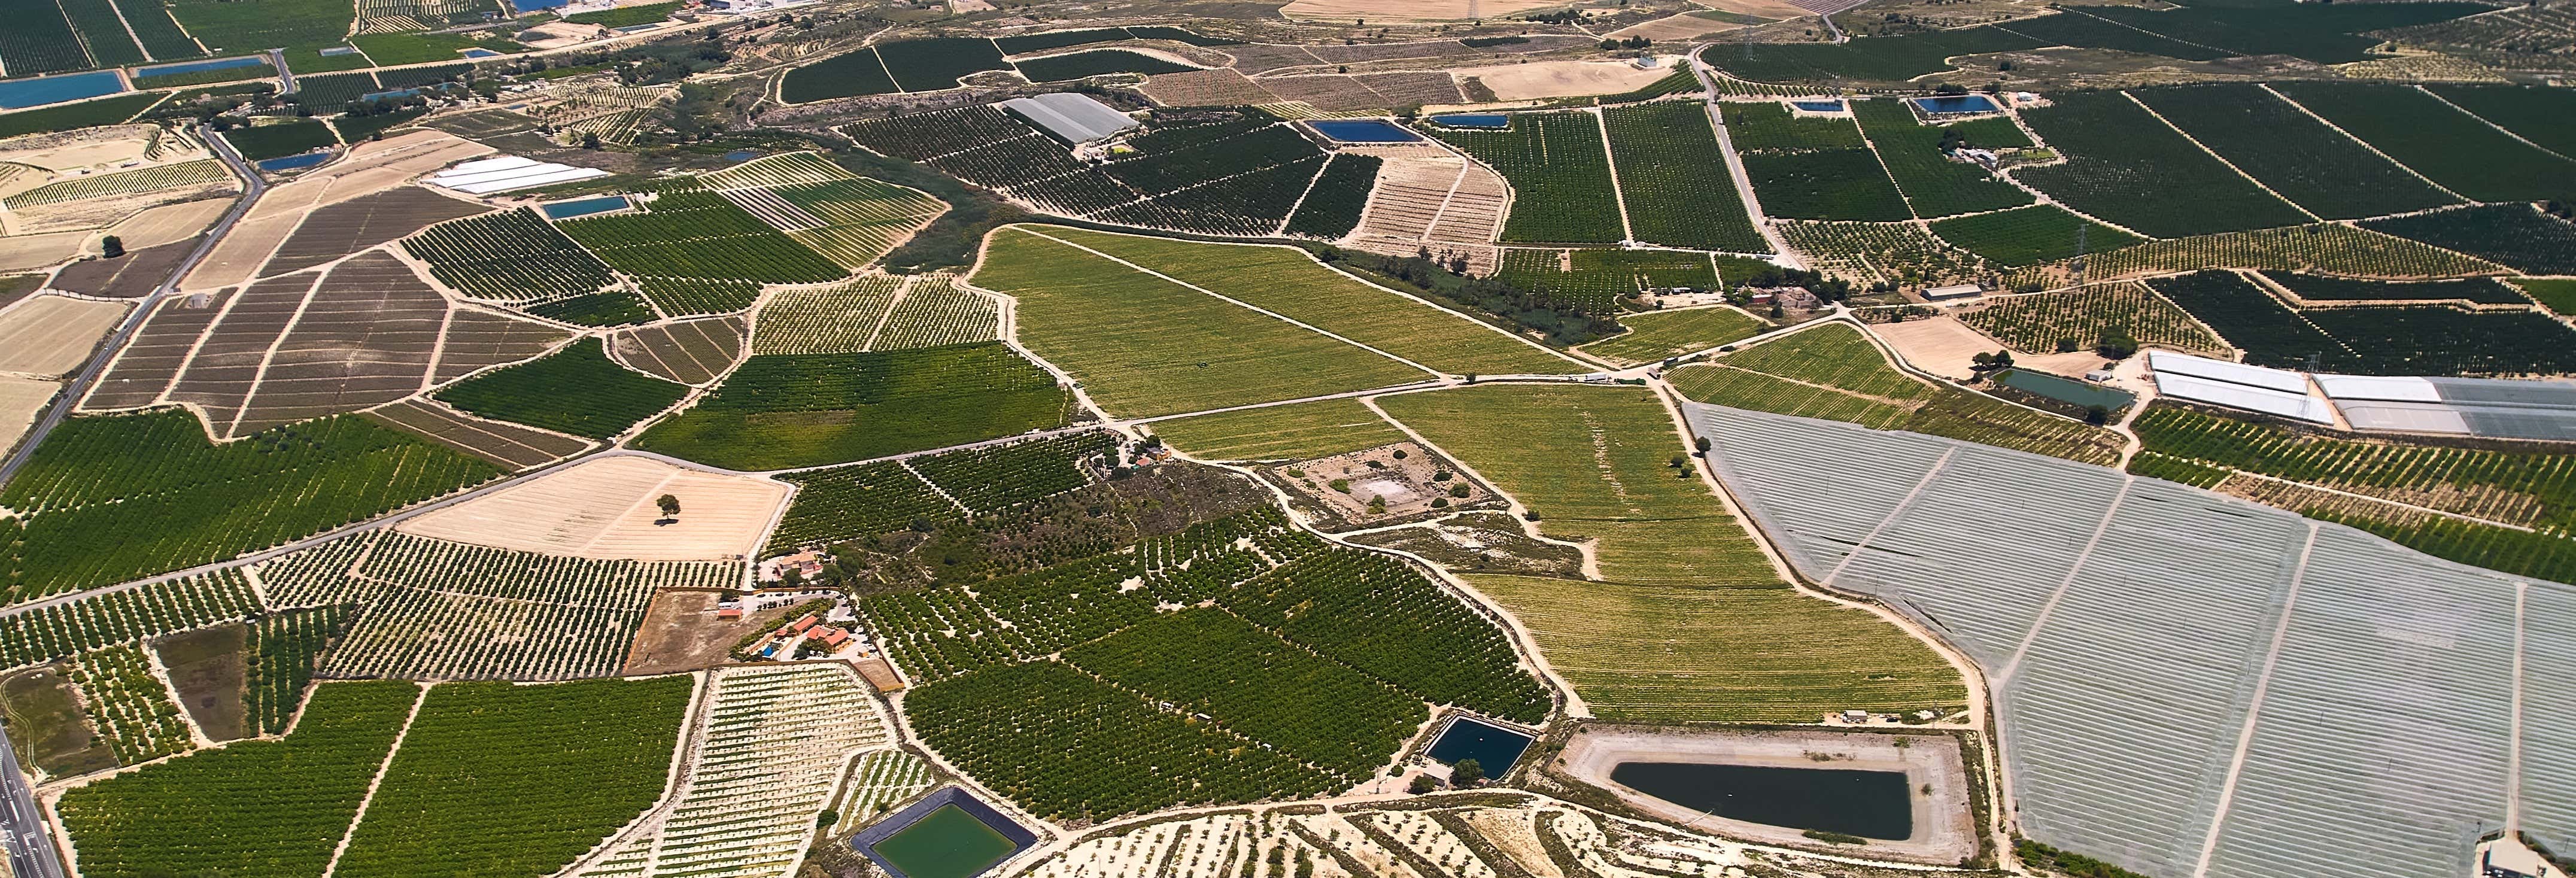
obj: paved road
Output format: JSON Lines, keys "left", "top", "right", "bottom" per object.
{"left": 0, "top": 726, "right": 64, "bottom": 878}
{"left": 0, "top": 124, "right": 267, "bottom": 489}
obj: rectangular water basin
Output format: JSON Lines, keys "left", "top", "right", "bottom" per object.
{"left": 540, "top": 195, "right": 631, "bottom": 220}
{"left": 1308, "top": 119, "right": 1421, "bottom": 142}
{"left": 1428, "top": 113, "right": 1509, "bottom": 129}
{"left": 1790, "top": 99, "right": 1844, "bottom": 112}
{"left": 1995, "top": 367, "right": 2134, "bottom": 412}
{"left": 1425, "top": 715, "right": 1533, "bottom": 773}
{"left": 256, "top": 151, "right": 334, "bottom": 172}
{"left": 459, "top": 48, "right": 504, "bottom": 57}
{"left": 1909, "top": 94, "right": 1999, "bottom": 114}
{"left": 133, "top": 56, "right": 269, "bottom": 78}
{"left": 0, "top": 71, "right": 129, "bottom": 110}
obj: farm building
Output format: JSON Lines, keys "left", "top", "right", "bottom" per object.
{"left": 1000, "top": 93, "right": 1140, "bottom": 144}
{"left": 2147, "top": 351, "right": 2334, "bottom": 423}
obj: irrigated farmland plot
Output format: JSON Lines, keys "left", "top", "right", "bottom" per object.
{"left": 1429, "top": 112, "right": 1626, "bottom": 244}
{"left": 0, "top": 410, "right": 498, "bottom": 603}
{"left": 1578, "top": 306, "right": 1769, "bottom": 367}
{"left": 334, "top": 677, "right": 691, "bottom": 878}
{"left": 57, "top": 680, "right": 419, "bottom": 878}
{"left": 259, "top": 530, "right": 736, "bottom": 680}
{"left": 2150, "top": 270, "right": 2576, "bottom": 376}
{"left": 1775, "top": 221, "right": 1983, "bottom": 287}
{"left": 610, "top": 317, "right": 744, "bottom": 385}
{"left": 435, "top": 337, "right": 688, "bottom": 439}
{"left": 244, "top": 606, "right": 346, "bottom": 737}
{"left": 753, "top": 275, "right": 902, "bottom": 354}
{"left": 398, "top": 454, "right": 789, "bottom": 561}
{"left": 632, "top": 343, "right": 1073, "bottom": 471}
{"left": 262, "top": 187, "right": 491, "bottom": 276}
{"left": 1960, "top": 281, "right": 2224, "bottom": 356}
{"left": 1496, "top": 248, "right": 1725, "bottom": 314}
{"left": 870, "top": 275, "right": 1000, "bottom": 351}
{"left": 2012, "top": 90, "right": 2310, "bottom": 237}
{"left": 1281, "top": 153, "right": 1380, "bottom": 241}
{"left": 1928, "top": 203, "right": 2142, "bottom": 268}
{"left": 2360, "top": 204, "right": 2576, "bottom": 277}
{"left": 559, "top": 189, "right": 846, "bottom": 285}
{"left": 2130, "top": 84, "right": 2458, "bottom": 220}
{"left": 404, "top": 208, "right": 619, "bottom": 302}
{"left": 0, "top": 571, "right": 259, "bottom": 673}
{"left": 1602, "top": 101, "right": 1766, "bottom": 252}
{"left": 1031, "top": 228, "right": 1581, "bottom": 376}
{"left": 364, "top": 398, "right": 593, "bottom": 471}
{"left": 1723, "top": 101, "right": 1909, "bottom": 222}
{"left": 2271, "top": 81, "right": 2576, "bottom": 203}
{"left": 763, "top": 461, "right": 959, "bottom": 556}
{"left": 2428, "top": 84, "right": 2576, "bottom": 159}
{"left": 576, "top": 664, "right": 892, "bottom": 878}
{"left": 2074, "top": 222, "right": 2502, "bottom": 281}
{"left": 970, "top": 227, "right": 1425, "bottom": 418}
{"left": 1848, "top": 99, "right": 2033, "bottom": 218}
{"left": 1147, "top": 397, "right": 1409, "bottom": 462}
{"left": 66, "top": 645, "right": 193, "bottom": 765}
{"left": 1666, "top": 322, "right": 2122, "bottom": 464}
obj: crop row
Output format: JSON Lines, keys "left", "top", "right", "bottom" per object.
{"left": 1960, "top": 281, "right": 2224, "bottom": 355}
{"left": 906, "top": 430, "right": 1117, "bottom": 513}
{"left": 2128, "top": 84, "right": 2457, "bottom": 221}
{"left": 831, "top": 750, "right": 934, "bottom": 831}
{"left": 752, "top": 275, "right": 903, "bottom": 355}
{"left": 2359, "top": 204, "right": 2576, "bottom": 277}
{"left": 1848, "top": 99, "right": 2033, "bottom": 218}
{"left": 558, "top": 191, "right": 845, "bottom": 284}
{"left": 244, "top": 605, "right": 350, "bottom": 736}
{"left": 1496, "top": 248, "right": 1718, "bottom": 314}
{"left": 701, "top": 151, "right": 854, "bottom": 190}
{"left": 1094, "top": 156, "right": 1323, "bottom": 236}
{"left": 1775, "top": 221, "right": 1983, "bottom": 287}
{"left": 2150, "top": 270, "right": 2576, "bottom": 376}
{"left": 69, "top": 645, "right": 195, "bottom": 766}
{"left": 870, "top": 277, "right": 1000, "bottom": 350}
{"left": 0, "top": 570, "right": 259, "bottom": 672}
{"left": 1430, "top": 112, "right": 1626, "bottom": 245}
{"left": 1928, "top": 203, "right": 2141, "bottom": 269}
{"left": 2135, "top": 406, "right": 2576, "bottom": 531}
{"left": 636, "top": 276, "right": 763, "bottom": 316}
{"left": 2259, "top": 271, "right": 2530, "bottom": 305}
{"left": 766, "top": 461, "right": 961, "bottom": 555}
{"left": 435, "top": 337, "right": 686, "bottom": 440}
{"left": 1605, "top": 101, "right": 1767, "bottom": 252}
{"left": 2062, "top": 223, "right": 2500, "bottom": 283}
{"left": 2, "top": 159, "right": 231, "bottom": 210}
{"left": 1280, "top": 153, "right": 1380, "bottom": 241}
{"left": 2012, "top": 90, "right": 2310, "bottom": 238}
{"left": 404, "top": 208, "right": 618, "bottom": 302}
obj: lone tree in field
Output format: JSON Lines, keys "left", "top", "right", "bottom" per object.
{"left": 100, "top": 235, "right": 124, "bottom": 259}
{"left": 657, "top": 494, "right": 681, "bottom": 519}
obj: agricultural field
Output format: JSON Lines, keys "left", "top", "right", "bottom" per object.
{"left": 2071, "top": 222, "right": 2502, "bottom": 282}
{"left": 777, "top": 47, "right": 899, "bottom": 102}
{"left": 434, "top": 337, "right": 687, "bottom": 439}
{"left": 754, "top": 276, "right": 902, "bottom": 354}
{"left": 66, "top": 645, "right": 194, "bottom": 765}
{"left": 0, "top": 410, "right": 499, "bottom": 603}
{"left": 870, "top": 275, "right": 1000, "bottom": 351}
{"left": 333, "top": 678, "right": 691, "bottom": 878}
{"left": 2270, "top": 81, "right": 2576, "bottom": 203}
{"left": 1494, "top": 248, "right": 1730, "bottom": 314}
{"left": 2516, "top": 278, "right": 2576, "bottom": 317}
{"left": 403, "top": 208, "right": 619, "bottom": 302}
{"left": 0, "top": 572, "right": 259, "bottom": 673}
{"left": 635, "top": 277, "right": 761, "bottom": 317}
{"left": 2130, "top": 84, "right": 2459, "bottom": 220}
{"left": 1960, "top": 281, "right": 2225, "bottom": 356}
{"left": 558, "top": 190, "right": 845, "bottom": 285}
{"left": 2428, "top": 85, "right": 2576, "bottom": 158}
{"left": 2012, "top": 90, "right": 2310, "bottom": 238}
{"left": 1427, "top": 112, "right": 1626, "bottom": 244}
{"left": 1665, "top": 323, "right": 2123, "bottom": 464}
{"left": 1601, "top": 101, "right": 1766, "bottom": 252}
{"left": 1697, "top": 26, "right": 2042, "bottom": 84}
{"left": 903, "top": 430, "right": 1120, "bottom": 514}
{"left": 1014, "top": 49, "right": 1195, "bottom": 82}
{"left": 1280, "top": 153, "right": 1380, "bottom": 241}
{"left": 970, "top": 226, "right": 1426, "bottom": 418}
{"left": 2261, "top": 272, "right": 2531, "bottom": 305}
{"left": 2149, "top": 270, "right": 2576, "bottom": 376}
{"left": 244, "top": 606, "right": 348, "bottom": 736}
{"left": 221, "top": 120, "right": 337, "bottom": 162}
{"left": 1578, "top": 306, "right": 1769, "bottom": 367}
{"left": 609, "top": 317, "right": 744, "bottom": 386}
{"left": 833, "top": 751, "right": 935, "bottom": 832}
{"left": 631, "top": 343, "right": 1073, "bottom": 471}
{"left": 1032, "top": 228, "right": 1580, "bottom": 376}
{"left": 1722, "top": 102, "right": 1908, "bottom": 222}
{"left": 1775, "top": 221, "right": 1983, "bottom": 287}
{"left": 2359, "top": 205, "right": 2576, "bottom": 277}
{"left": 1928, "top": 204, "right": 2143, "bottom": 268}
{"left": 1847, "top": 99, "right": 2033, "bottom": 218}
{"left": 761, "top": 431, "right": 1117, "bottom": 555}
{"left": 524, "top": 291, "right": 655, "bottom": 327}
{"left": 1147, "top": 397, "right": 1410, "bottom": 462}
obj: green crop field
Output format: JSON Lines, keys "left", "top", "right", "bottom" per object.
{"left": 2514, "top": 278, "right": 2576, "bottom": 317}
{"left": 1494, "top": 248, "right": 1752, "bottom": 314}
{"left": 1146, "top": 398, "right": 1408, "bottom": 462}
{"left": 779, "top": 47, "right": 898, "bottom": 103}
{"left": 2130, "top": 84, "right": 2457, "bottom": 220}
{"left": 1468, "top": 573, "right": 1964, "bottom": 722}
{"left": 1699, "top": 27, "right": 2040, "bottom": 84}
{"left": 1578, "top": 306, "right": 1768, "bottom": 367}
{"left": 1848, "top": 99, "right": 2033, "bottom": 218}
{"left": 59, "top": 681, "right": 418, "bottom": 878}
{"left": 1723, "top": 102, "right": 1910, "bottom": 222}
{"left": 2271, "top": 81, "right": 2576, "bottom": 203}
{"left": 168, "top": 0, "right": 365, "bottom": 72}
{"left": 433, "top": 338, "right": 688, "bottom": 439}
{"left": 1928, "top": 204, "right": 2143, "bottom": 268}
{"left": 558, "top": 190, "right": 845, "bottom": 284}
{"left": 2429, "top": 85, "right": 2576, "bottom": 159}
{"left": 1960, "top": 281, "right": 2224, "bottom": 356}
{"left": 0, "top": 95, "right": 161, "bottom": 139}
{"left": 1602, "top": 101, "right": 1767, "bottom": 252}
{"left": 1032, "top": 228, "right": 1580, "bottom": 376}
{"left": 1668, "top": 322, "right": 2122, "bottom": 464}
{"left": 0, "top": 411, "right": 498, "bottom": 604}
{"left": 968, "top": 227, "right": 1425, "bottom": 418}
{"left": 2013, "top": 90, "right": 2309, "bottom": 237}
{"left": 631, "top": 343, "right": 1073, "bottom": 470}
{"left": 1376, "top": 384, "right": 1776, "bottom": 588}
{"left": 1428, "top": 112, "right": 1627, "bottom": 244}
{"left": 2359, "top": 205, "right": 2576, "bottom": 277}
{"left": 332, "top": 678, "right": 690, "bottom": 878}
{"left": 221, "top": 119, "right": 336, "bottom": 162}
{"left": 2071, "top": 222, "right": 2502, "bottom": 282}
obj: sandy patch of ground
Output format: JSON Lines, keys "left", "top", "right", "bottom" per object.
{"left": 621, "top": 591, "right": 810, "bottom": 675}
{"left": 1454, "top": 57, "right": 1682, "bottom": 101}
{"left": 0, "top": 125, "right": 174, "bottom": 174}
{"left": 1698, "top": 0, "right": 1816, "bottom": 19}
{"left": 0, "top": 295, "right": 129, "bottom": 377}
{"left": 1268, "top": 441, "right": 1492, "bottom": 530}
{"left": 397, "top": 454, "right": 789, "bottom": 561}
{"left": 0, "top": 375, "right": 60, "bottom": 454}
{"left": 1280, "top": 0, "right": 1564, "bottom": 20}
{"left": 0, "top": 230, "right": 88, "bottom": 273}
{"left": 1869, "top": 315, "right": 2003, "bottom": 379}
{"left": 1556, "top": 725, "right": 1976, "bottom": 864}
{"left": 188, "top": 132, "right": 493, "bottom": 291}
{"left": 107, "top": 198, "right": 229, "bottom": 250}
{"left": 1608, "top": 11, "right": 1761, "bottom": 41}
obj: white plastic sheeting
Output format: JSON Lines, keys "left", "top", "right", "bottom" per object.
{"left": 1688, "top": 402, "right": 2564, "bottom": 878}
{"left": 2336, "top": 400, "right": 2474, "bottom": 435}
{"left": 1000, "top": 93, "right": 1140, "bottom": 144}
{"left": 2147, "top": 350, "right": 2309, "bottom": 394}
{"left": 424, "top": 156, "right": 612, "bottom": 195}
{"left": 2154, "top": 372, "right": 2336, "bottom": 423}
{"left": 2314, "top": 373, "right": 2443, "bottom": 402}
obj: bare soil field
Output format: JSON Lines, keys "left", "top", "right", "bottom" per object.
{"left": 224, "top": 251, "right": 448, "bottom": 436}
{"left": 82, "top": 287, "right": 235, "bottom": 411}
{"left": 51, "top": 239, "right": 196, "bottom": 298}
{"left": 1213, "top": 44, "right": 1328, "bottom": 76}
{"left": 1556, "top": 724, "right": 1976, "bottom": 864}
{"left": 185, "top": 130, "right": 493, "bottom": 290}
{"left": 1869, "top": 315, "right": 2001, "bottom": 380}
{"left": 260, "top": 187, "right": 490, "bottom": 276}
{"left": 104, "top": 198, "right": 229, "bottom": 250}
{"left": 397, "top": 454, "right": 791, "bottom": 560}
{"left": 0, "top": 125, "right": 180, "bottom": 175}
{"left": 0, "top": 375, "right": 59, "bottom": 454}
{"left": 612, "top": 316, "right": 745, "bottom": 385}
{"left": 0, "top": 230, "right": 88, "bottom": 272}
{"left": 153, "top": 624, "right": 248, "bottom": 742}
{"left": 621, "top": 591, "right": 813, "bottom": 676}
{"left": 1280, "top": 0, "right": 1566, "bottom": 22}
{"left": 366, "top": 397, "right": 594, "bottom": 469}
{"left": 429, "top": 307, "right": 572, "bottom": 384}
{"left": 1608, "top": 11, "right": 1770, "bottom": 41}
{"left": 1453, "top": 58, "right": 1682, "bottom": 101}
{"left": 1140, "top": 68, "right": 1284, "bottom": 105}
{"left": 1344, "top": 142, "right": 1504, "bottom": 274}
{"left": 0, "top": 295, "right": 130, "bottom": 377}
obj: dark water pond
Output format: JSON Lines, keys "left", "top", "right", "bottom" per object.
{"left": 1424, "top": 716, "right": 1531, "bottom": 773}
{"left": 1611, "top": 761, "right": 1912, "bottom": 840}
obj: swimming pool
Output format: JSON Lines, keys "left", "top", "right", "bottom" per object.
{"left": 1910, "top": 94, "right": 1999, "bottom": 114}
{"left": 541, "top": 195, "right": 631, "bottom": 219}
{"left": 0, "top": 71, "right": 128, "bottom": 110}
{"left": 1427, "top": 113, "right": 1509, "bottom": 129}
{"left": 133, "top": 56, "right": 268, "bottom": 79}
{"left": 1307, "top": 119, "right": 1421, "bottom": 142}
{"left": 256, "top": 151, "right": 334, "bottom": 172}
{"left": 1790, "top": 99, "right": 1844, "bottom": 112}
